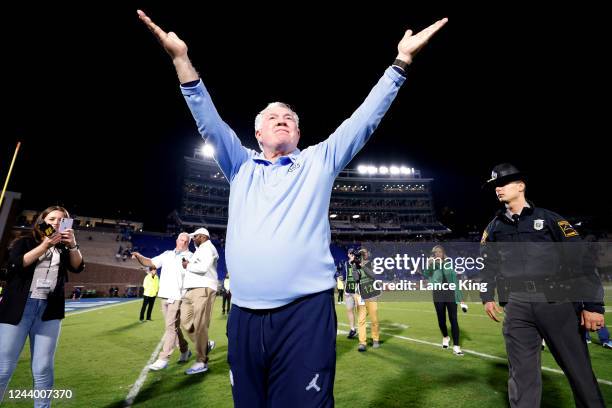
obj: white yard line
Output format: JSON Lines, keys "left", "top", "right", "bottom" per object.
{"left": 65, "top": 298, "right": 163, "bottom": 406}
{"left": 337, "top": 322, "right": 612, "bottom": 386}
{"left": 124, "top": 336, "right": 165, "bottom": 407}
{"left": 379, "top": 306, "right": 491, "bottom": 318}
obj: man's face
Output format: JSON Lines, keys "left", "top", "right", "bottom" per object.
{"left": 194, "top": 234, "right": 208, "bottom": 247}
{"left": 255, "top": 106, "right": 300, "bottom": 153}
{"left": 176, "top": 233, "right": 190, "bottom": 251}
{"left": 495, "top": 181, "right": 524, "bottom": 203}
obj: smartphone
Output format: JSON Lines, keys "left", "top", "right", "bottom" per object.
{"left": 59, "top": 217, "right": 74, "bottom": 233}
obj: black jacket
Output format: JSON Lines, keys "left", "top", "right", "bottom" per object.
{"left": 0, "top": 236, "right": 85, "bottom": 324}
{"left": 479, "top": 203, "right": 604, "bottom": 313}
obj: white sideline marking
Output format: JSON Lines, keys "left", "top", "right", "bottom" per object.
{"left": 64, "top": 298, "right": 164, "bottom": 406}
{"left": 383, "top": 305, "right": 611, "bottom": 315}
{"left": 66, "top": 300, "right": 140, "bottom": 316}
{"left": 381, "top": 306, "right": 491, "bottom": 318}
{"left": 337, "top": 322, "right": 612, "bottom": 386}
{"left": 124, "top": 336, "right": 165, "bottom": 407}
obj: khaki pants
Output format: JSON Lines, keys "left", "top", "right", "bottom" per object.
{"left": 181, "top": 288, "right": 216, "bottom": 363}
{"left": 159, "top": 299, "right": 188, "bottom": 361}
{"left": 356, "top": 294, "right": 379, "bottom": 345}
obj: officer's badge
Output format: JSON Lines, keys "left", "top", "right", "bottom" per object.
{"left": 558, "top": 220, "right": 579, "bottom": 237}
{"left": 533, "top": 219, "right": 544, "bottom": 230}
{"left": 491, "top": 171, "right": 497, "bottom": 180}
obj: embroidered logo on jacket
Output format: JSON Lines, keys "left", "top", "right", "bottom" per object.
{"left": 558, "top": 220, "right": 578, "bottom": 237}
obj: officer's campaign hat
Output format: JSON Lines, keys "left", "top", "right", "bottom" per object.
{"left": 483, "top": 163, "right": 526, "bottom": 188}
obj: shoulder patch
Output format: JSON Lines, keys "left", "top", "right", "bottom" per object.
{"left": 557, "top": 220, "right": 578, "bottom": 237}
{"left": 480, "top": 230, "right": 489, "bottom": 244}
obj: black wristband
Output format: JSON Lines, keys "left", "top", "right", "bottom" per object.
{"left": 393, "top": 59, "right": 410, "bottom": 71}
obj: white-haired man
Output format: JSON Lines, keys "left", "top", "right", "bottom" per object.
{"left": 139, "top": 9, "right": 447, "bottom": 406}
{"left": 132, "top": 232, "right": 192, "bottom": 370}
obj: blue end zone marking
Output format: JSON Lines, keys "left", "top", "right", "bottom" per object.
{"left": 65, "top": 297, "right": 137, "bottom": 312}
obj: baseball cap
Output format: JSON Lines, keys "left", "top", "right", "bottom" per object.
{"left": 189, "top": 228, "right": 210, "bottom": 238}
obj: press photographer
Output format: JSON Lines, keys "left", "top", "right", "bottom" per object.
{"left": 347, "top": 248, "right": 381, "bottom": 352}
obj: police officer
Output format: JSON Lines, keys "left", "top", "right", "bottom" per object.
{"left": 480, "top": 163, "right": 606, "bottom": 408}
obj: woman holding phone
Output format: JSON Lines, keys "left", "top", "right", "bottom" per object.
{"left": 0, "top": 206, "right": 84, "bottom": 407}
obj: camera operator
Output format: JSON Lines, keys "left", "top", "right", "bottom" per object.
{"left": 342, "top": 255, "right": 358, "bottom": 339}
{"left": 348, "top": 248, "right": 381, "bottom": 352}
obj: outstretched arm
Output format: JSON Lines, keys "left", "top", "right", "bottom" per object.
{"left": 132, "top": 252, "right": 155, "bottom": 268}
{"left": 137, "top": 10, "right": 250, "bottom": 181}
{"left": 319, "top": 18, "right": 448, "bottom": 175}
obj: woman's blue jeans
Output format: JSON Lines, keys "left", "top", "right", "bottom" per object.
{"left": 0, "top": 296, "right": 61, "bottom": 407}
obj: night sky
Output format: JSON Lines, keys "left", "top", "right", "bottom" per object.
{"left": 2, "top": 3, "right": 609, "bottom": 234}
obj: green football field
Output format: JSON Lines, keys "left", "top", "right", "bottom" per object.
{"left": 4, "top": 297, "right": 612, "bottom": 407}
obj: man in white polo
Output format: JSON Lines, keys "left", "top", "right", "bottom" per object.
{"left": 180, "top": 227, "right": 219, "bottom": 374}
{"left": 132, "top": 232, "right": 192, "bottom": 370}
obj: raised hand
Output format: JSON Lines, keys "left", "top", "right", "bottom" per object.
{"left": 397, "top": 18, "right": 448, "bottom": 65}
{"left": 137, "top": 10, "right": 199, "bottom": 83}
{"left": 60, "top": 229, "right": 77, "bottom": 248}
{"left": 43, "top": 234, "right": 62, "bottom": 249}
{"left": 137, "top": 10, "right": 188, "bottom": 62}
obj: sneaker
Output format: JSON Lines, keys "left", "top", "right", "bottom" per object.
{"left": 541, "top": 339, "right": 546, "bottom": 350}
{"left": 461, "top": 303, "right": 468, "bottom": 313}
{"left": 178, "top": 350, "right": 192, "bottom": 363}
{"left": 442, "top": 336, "right": 450, "bottom": 349}
{"left": 453, "top": 345, "right": 464, "bottom": 356}
{"left": 586, "top": 338, "right": 592, "bottom": 344}
{"left": 603, "top": 341, "right": 612, "bottom": 349}
{"left": 185, "top": 362, "right": 208, "bottom": 375}
{"left": 372, "top": 340, "right": 381, "bottom": 349}
{"left": 347, "top": 329, "right": 357, "bottom": 339}
{"left": 358, "top": 344, "right": 367, "bottom": 352}
{"left": 149, "top": 359, "right": 168, "bottom": 371}
{"left": 207, "top": 340, "right": 216, "bottom": 354}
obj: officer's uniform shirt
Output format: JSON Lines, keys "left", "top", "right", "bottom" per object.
{"left": 480, "top": 202, "right": 603, "bottom": 313}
